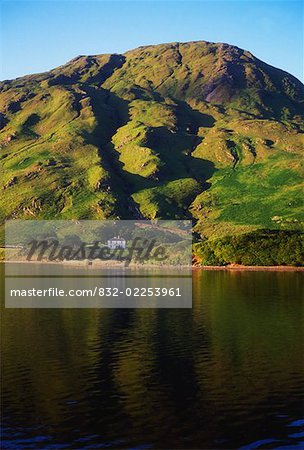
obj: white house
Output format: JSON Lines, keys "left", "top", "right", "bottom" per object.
{"left": 107, "top": 236, "right": 126, "bottom": 249}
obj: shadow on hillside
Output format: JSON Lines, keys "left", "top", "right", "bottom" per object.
{"left": 81, "top": 87, "right": 217, "bottom": 218}
{"left": 104, "top": 124, "right": 217, "bottom": 218}
{"left": 79, "top": 86, "right": 140, "bottom": 217}
{"left": 146, "top": 126, "right": 216, "bottom": 183}
{"left": 174, "top": 99, "right": 216, "bottom": 130}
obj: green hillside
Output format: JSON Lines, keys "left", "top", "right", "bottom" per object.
{"left": 1, "top": 41, "right": 303, "bottom": 262}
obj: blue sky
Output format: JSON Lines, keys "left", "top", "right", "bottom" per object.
{"left": 1, "top": 1, "right": 303, "bottom": 81}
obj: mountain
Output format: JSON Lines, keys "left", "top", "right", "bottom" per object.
{"left": 1, "top": 41, "right": 303, "bottom": 259}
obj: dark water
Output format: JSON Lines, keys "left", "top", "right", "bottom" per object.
{"left": 1, "top": 265, "right": 303, "bottom": 449}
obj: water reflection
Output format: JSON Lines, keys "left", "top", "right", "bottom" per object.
{"left": 1, "top": 266, "right": 303, "bottom": 449}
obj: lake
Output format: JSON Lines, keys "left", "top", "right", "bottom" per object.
{"left": 1, "top": 264, "right": 303, "bottom": 449}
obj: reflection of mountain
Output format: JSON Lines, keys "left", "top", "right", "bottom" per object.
{"left": 1, "top": 41, "right": 303, "bottom": 239}
{"left": 1, "top": 266, "right": 303, "bottom": 448}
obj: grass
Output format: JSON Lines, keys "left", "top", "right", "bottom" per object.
{"left": 192, "top": 152, "right": 304, "bottom": 237}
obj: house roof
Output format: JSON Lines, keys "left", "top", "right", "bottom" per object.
{"left": 108, "top": 237, "right": 125, "bottom": 241}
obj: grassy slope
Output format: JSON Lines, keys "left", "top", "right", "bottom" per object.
{"left": 0, "top": 41, "right": 303, "bottom": 244}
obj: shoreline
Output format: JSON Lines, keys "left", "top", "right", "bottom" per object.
{"left": 194, "top": 265, "right": 304, "bottom": 272}
{"left": 2, "top": 260, "right": 303, "bottom": 271}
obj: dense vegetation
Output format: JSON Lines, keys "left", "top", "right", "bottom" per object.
{"left": 193, "top": 230, "right": 304, "bottom": 266}
{"left": 0, "top": 41, "right": 303, "bottom": 264}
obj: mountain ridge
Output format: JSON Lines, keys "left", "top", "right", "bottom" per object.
{"left": 2, "top": 40, "right": 304, "bottom": 86}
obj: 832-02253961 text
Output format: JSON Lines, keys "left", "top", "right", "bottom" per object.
{"left": 9, "top": 287, "right": 182, "bottom": 298}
